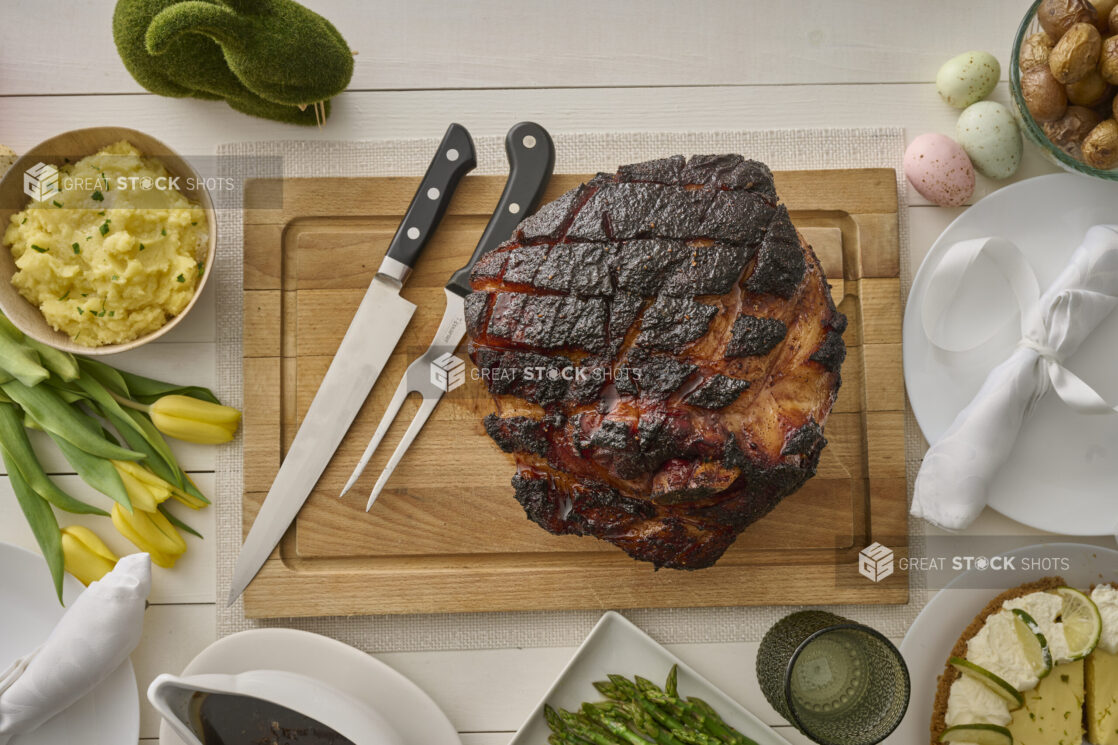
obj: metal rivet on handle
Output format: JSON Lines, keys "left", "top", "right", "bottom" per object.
{"left": 427, "top": 187, "right": 440, "bottom": 200}
{"left": 522, "top": 135, "right": 537, "bottom": 149}
{"left": 446, "top": 149, "right": 459, "bottom": 161}
{"left": 508, "top": 203, "right": 520, "bottom": 215}
{"left": 407, "top": 227, "right": 420, "bottom": 239}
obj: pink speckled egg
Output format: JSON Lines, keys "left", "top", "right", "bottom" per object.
{"left": 904, "top": 133, "right": 975, "bottom": 207}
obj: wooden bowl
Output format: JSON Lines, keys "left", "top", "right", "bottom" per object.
{"left": 0, "top": 127, "right": 217, "bottom": 355}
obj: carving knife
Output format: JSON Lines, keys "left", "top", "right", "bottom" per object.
{"left": 338, "top": 122, "right": 555, "bottom": 510}
{"left": 228, "top": 124, "right": 477, "bottom": 604}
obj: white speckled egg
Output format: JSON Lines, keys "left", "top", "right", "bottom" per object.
{"left": 955, "top": 101, "right": 1022, "bottom": 180}
{"left": 904, "top": 133, "right": 975, "bottom": 207}
{"left": 936, "top": 51, "right": 1001, "bottom": 109}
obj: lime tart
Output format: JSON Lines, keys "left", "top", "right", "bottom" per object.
{"left": 932, "top": 577, "right": 1118, "bottom": 745}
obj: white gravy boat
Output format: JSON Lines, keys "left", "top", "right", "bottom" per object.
{"left": 148, "top": 670, "right": 406, "bottom": 745}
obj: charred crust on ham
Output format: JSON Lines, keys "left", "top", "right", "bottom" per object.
{"left": 684, "top": 374, "right": 751, "bottom": 409}
{"left": 468, "top": 155, "right": 844, "bottom": 570}
{"left": 810, "top": 329, "right": 846, "bottom": 372}
{"left": 725, "top": 315, "right": 787, "bottom": 358}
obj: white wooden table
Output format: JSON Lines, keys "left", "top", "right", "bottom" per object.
{"left": 0, "top": 2, "right": 1062, "bottom": 743}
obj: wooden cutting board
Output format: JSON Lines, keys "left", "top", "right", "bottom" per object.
{"left": 241, "top": 169, "right": 907, "bottom": 618}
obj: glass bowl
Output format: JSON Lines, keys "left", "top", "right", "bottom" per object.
{"left": 1009, "top": 0, "right": 1118, "bottom": 180}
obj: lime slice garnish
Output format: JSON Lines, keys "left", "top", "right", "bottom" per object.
{"left": 1010, "top": 608, "right": 1053, "bottom": 679}
{"left": 1053, "top": 586, "right": 1102, "bottom": 660}
{"left": 940, "top": 723, "right": 1013, "bottom": 745}
{"left": 949, "top": 657, "right": 1025, "bottom": 709}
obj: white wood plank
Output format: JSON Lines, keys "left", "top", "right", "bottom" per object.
{"left": 0, "top": 83, "right": 1060, "bottom": 208}
{"left": 133, "top": 603, "right": 216, "bottom": 740}
{"left": 0, "top": 472, "right": 216, "bottom": 604}
{"left": 0, "top": 0, "right": 1027, "bottom": 96}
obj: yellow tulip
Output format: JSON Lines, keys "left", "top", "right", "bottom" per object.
{"left": 60, "top": 525, "right": 118, "bottom": 586}
{"left": 111, "top": 502, "right": 187, "bottom": 569}
{"left": 148, "top": 395, "right": 241, "bottom": 444}
{"left": 112, "top": 460, "right": 170, "bottom": 512}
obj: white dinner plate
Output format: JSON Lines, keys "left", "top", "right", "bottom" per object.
{"left": 508, "top": 611, "right": 793, "bottom": 745}
{"left": 0, "top": 541, "right": 139, "bottom": 745}
{"left": 891, "top": 541, "right": 1118, "bottom": 745}
{"left": 904, "top": 173, "right": 1118, "bottom": 535}
{"left": 157, "top": 627, "right": 459, "bottom": 745}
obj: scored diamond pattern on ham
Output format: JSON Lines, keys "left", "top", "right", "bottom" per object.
{"left": 465, "top": 155, "right": 846, "bottom": 569}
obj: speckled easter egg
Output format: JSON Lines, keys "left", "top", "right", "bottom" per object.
{"left": 936, "top": 51, "right": 1001, "bottom": 109}
{"left": 955, "top": 101, "right": 1022, "bottom": 179}
{"left": 904, "top": 133, "right": 975, "bottom": 206}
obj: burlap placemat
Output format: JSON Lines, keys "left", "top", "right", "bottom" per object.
{"left": 215, "top": 127, "right": 929, "bottom": 652}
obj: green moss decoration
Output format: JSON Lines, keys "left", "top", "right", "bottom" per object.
{"left": 112, "top": 0, "right": 354, "bottom": 126}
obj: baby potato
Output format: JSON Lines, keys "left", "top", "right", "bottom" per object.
{"left": 1042, "top": 105, "right": 1104, "bottom": 158}
{"left": 1083, "top": 118, "right": 1118, "bottom": 167}
{"left": 1039, "top": 0, "right": 1099, "bottom": 39}
{"left": 1100, "top": 35, "right": 1118, "bottom": 83}
{"left": 1022, "top": 65, "right": 1070, "bottom": 120}
{"left": 1092, "top": 0, "right": 1118, "bottom": 19}
{"left": 1066, "top": 68, "right": 1112, "bottom": 104}
{"left": 1020, "top": 32, "right": 1056, "bottom": 70}
{"left": 1049, "top": 23, "right": 1103, "bottom": 82}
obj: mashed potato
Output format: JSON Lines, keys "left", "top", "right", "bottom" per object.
{"left": 3, "top": 141, "right": 208, "bottom": 346}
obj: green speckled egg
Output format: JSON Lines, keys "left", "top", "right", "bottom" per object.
{"left": 936, "top": 51, "right": 1001, "bottom": 109}
{"left": 955, "top": 101, "right": 1022, "bottom": 179}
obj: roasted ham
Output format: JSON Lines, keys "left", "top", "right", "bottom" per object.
{"left": 465, "top": 155, "right": 845, "bottom": 569}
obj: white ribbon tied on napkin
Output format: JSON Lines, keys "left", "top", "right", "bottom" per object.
{"left": 911, "top": 224, "right": 1118, "bottom": 531}
{"left": 0, "top": 553, "right": 151, "bottom": 744}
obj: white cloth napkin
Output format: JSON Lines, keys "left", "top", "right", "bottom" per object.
{"left": 911, "top": 224, "right": 1118, "bottom": 531}
{"left": 0, "top": 553, "right": 151, "bottom": 744}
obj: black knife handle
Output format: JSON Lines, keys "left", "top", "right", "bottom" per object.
{"left": 380, "top": 123, "right": 477, "bottom": 282}
{"left": 445, "top": 122, "right": 555, "bottom": 298}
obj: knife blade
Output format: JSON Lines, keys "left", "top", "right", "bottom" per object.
{"left": 228, "top": 124, "right": 477, "bottom": 604}
{"left": 336, "top": 122, "right": 556, "bottom": 509}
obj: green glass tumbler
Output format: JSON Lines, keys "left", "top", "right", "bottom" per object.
{"left": 756, "top": 611, "right": 909, "bottom": 745}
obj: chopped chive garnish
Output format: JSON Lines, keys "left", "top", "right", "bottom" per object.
{"left": 20, "top": 217, "right": 27, "bottom": 224}
{"left": 111, "top": 274, "right": 118, "bottom": 281}
{"left": 91, "top": 190, "right": 103, "bottom": 201}
{"left": 139, "top": 243, "right": 145, "bottom": 251}
{"left": 52, "top": 200, "right": 63, "bottom": 208}
{"left": 58, "top": 290, "right": 69, "bottom": 300}
{"left": 191, "top": 221, "right": 197, "bottom": 226}
{"left": 99, "top": 221, "right": 109, "bottom": 235}
{"left": 108, "top": 311, "right": 115, "bottom": 317}
{"left": 176, "top": 273, "right": 185, "bottom": 283}
{"left": 197, "top": 261, "right": 204, "bottom": 275}
{"left": 77, "top": 307, "right": 84, "bottom": 315}
{"left": 72, "top": 243, "right": 80, "bottom": 254}
{"left": 30, "top": 244, "right": 47, "bottom": 253}
{"left": 97, "top": 210, "right": 105, "bottom": 216}
{"left": 161, "top": 228, "right": 167, "bottom": 236}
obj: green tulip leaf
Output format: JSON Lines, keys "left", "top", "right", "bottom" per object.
{"left": 158, "top": 503, "right": 202, "bottom": 539}
{"left": 0, "top": 405, "right": 109, "bottom": 516}
{"left": 77, "top": 357, "right": 221, "bottom": 405}
{"left": 24, "top": 338, "right": 79, "bottom": 382}
{"left": 0, "top": 334, "right": 48, "bottom": 388}
{"left": 0, "top": 381, "right": 144, "bottom": 461}
{"left": 3, "top": 448, "right": 65, "bottom": 603}
{"left": 47, "top": 431, "right": 132, "bottom": 513}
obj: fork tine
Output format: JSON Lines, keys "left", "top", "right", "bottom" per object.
{"left": 339, "top": 371, "right": 416, "bottom": 498}
{"left": 366, "top": 393, "right": 442, "bottom": 511}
